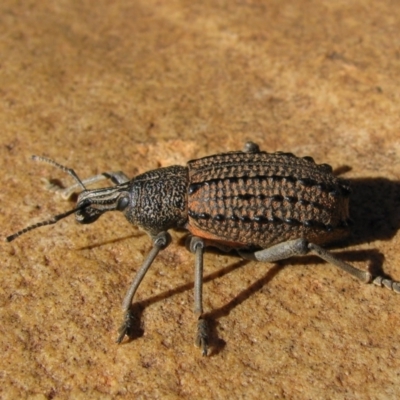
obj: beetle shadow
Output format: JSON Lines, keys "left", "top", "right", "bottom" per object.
{"left": 76, "top": 233, "right": 142, "bottom": 250}
{"left": 347, "top": 177, "right": 400, "bottom": 246}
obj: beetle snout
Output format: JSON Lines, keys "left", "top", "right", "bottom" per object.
{"left": 75, "top": 188, "right": 131, "bottom": 224}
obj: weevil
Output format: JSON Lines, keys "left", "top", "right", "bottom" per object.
{"left": 7, "top": 142, "right": 400, "bottom": 355}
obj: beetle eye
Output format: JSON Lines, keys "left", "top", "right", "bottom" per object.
{"left": 117, "top": 195, "right": 129, "bottom": 211}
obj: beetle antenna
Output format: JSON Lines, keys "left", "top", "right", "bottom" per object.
{"left": 32, "top": 155, "right": 87, "bottom": 191}
{"left": 6, "top": 204, "right": 88, "bottom": 242}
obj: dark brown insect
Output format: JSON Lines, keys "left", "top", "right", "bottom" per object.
{"left": 7, "top": 142, "right": 400, "bottom": 356}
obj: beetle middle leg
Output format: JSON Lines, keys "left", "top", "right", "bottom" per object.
{"left": 188, "top": 236, "right": 208, "bottom": 356}
{"left": 239, "top": 239, "right": 400, "bottom": 293}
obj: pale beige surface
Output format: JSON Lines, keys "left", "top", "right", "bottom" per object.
{"left": 1, "top": 0, "right": 400, "bottom": 398}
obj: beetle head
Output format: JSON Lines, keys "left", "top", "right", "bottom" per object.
{"left": 75, "top": 185, "right": 131, "bottom": 224}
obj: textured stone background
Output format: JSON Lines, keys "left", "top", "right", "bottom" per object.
{"left": 1, "top": 0, "right": 400, "bottom": 398}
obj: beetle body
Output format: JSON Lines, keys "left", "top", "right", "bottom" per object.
{"left": 87, "top": 149, "right": 350, "bottom": 250}
{"left": 7, "top": 143, "right": 399, "bottom": 356}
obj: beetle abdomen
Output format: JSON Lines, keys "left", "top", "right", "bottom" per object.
{"left": 187, "top": 151, "right": 350, "bottom": 248}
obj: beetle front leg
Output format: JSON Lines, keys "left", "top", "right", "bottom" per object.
{"left": 188, "top": 236, "right": 209, "bottom": 356}
{"left": 116, "top": 231, "right": 171, "bottom": 344}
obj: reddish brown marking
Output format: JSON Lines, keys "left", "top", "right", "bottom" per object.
{"left": 187, "top": 223, "right": 247, "bottom": 248}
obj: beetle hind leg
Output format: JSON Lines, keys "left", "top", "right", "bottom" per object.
{"left": 238, "top": 238, "right": 310, "bottom": 263}
{"left": 308, "top": 243, "right": 400, "bottom": 293}
{"left": 239, "top": 239, "right": 400, "bottom": 293}
{"left": 239, "top": 238, "right": 370, "bottom": 282}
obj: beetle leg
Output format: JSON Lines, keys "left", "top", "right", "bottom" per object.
{"left": 116, "top": 231, "right": 171, "bottom": 344}
{"left": 238, "top": 238, "right": 309, "bottom": 263}
{"left": 48, "top": 171, "right": 130, "bottom": 199}
{"left": 240, "top": 239, "right": 369, "bottom": 282}
{"left": 308, "top": 243, "right": 400, "bottom": 293}
{"left": 307, "top": 242, "right": 372, "bottom": 283}
{"left": 188, "top": 236, "right": 208, "bottom": 356}
{"left": 239, "top": 239, "right": 400, "bottom": 293}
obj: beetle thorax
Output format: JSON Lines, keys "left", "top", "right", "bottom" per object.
{"left": 123, "top": 165, "right": 189, "bottom": 236}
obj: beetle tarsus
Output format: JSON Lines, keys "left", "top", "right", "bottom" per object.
{"left": 372, "top": 276, "right": 400, "bottom": 294}
{"left": 195, "top": 318, "right": 209, "bottom": 356}
{"left": 116, "top": 310, "right": 135, "bottom": 343}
